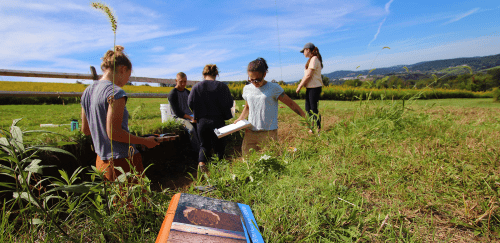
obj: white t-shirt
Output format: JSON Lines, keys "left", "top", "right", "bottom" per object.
{"left": 305, "top": 56, "right": 323, "bottom": 88}
{"left": 242, "top": 82, "right": 284, "bottom": 131}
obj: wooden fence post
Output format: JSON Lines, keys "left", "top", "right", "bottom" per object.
{"left": 90, "top": 66, "right": 98, "bottom": 81}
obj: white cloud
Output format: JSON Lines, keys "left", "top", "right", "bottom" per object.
{"left": 443, "top": 8, "right": 480, "bottom": 25}
{"left": 132, "top": 48, "right": 235, "bottom": 80}
{"left": 151, "top": 46, "right": 165, "bottom": 52}
{"left": 385, "top": 0, "right": 394, "bottom": 12}
{"left": 368, "top": 0, "right": 394, "bottom": 46}
{"left": 0, "top": 1, "right": 196, "bottom": 73}
{"left": 324, "top": 35, "right": 500, "bottom": 73}
{"left": 0, "top": 1, "right": 93, "bottom": 13}
{"left": 219, "top": 35, "right": 500, "bottom": 81}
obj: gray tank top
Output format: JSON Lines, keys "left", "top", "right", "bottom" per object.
{"left": 81, "top": 80, "right": 137, "bottom": 160}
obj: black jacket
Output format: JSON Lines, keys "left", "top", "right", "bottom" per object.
{"left": 188, "top": 80, "right": 233, "bottom": 120}
{"left": 168, "top": 88, "right": 190, "bottom": 118}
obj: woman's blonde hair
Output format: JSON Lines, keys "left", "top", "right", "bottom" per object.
{"left": 202, "top": 64, "right": 219, "bottom": 77}
{"left": 100, "top": 45, "right": 132, "bottom": 72}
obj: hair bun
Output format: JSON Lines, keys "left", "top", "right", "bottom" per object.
{"left": 115, "top": 45, "right": 125, "bottom": 52}
{"left": 100, "top": 45, "right": 132, "bottom": 72}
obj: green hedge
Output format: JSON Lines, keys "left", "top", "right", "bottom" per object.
{"left": 0, "top": 96, "right": 81, "bottom": 105}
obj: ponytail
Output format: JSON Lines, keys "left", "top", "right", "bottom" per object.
{"left": 305, "top": 47, "right": 323, "bottom": 69}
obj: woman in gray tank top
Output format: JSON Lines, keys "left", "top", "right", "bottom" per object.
{"left": 81, "top": 46, "right": 159, "bottom": 181}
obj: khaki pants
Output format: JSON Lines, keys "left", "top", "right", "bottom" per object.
{"left": 241, "top": 129, "right": 278, "bottom": 157}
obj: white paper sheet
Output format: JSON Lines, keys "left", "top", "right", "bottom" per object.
{"left": 214, "top": 120, "right": 252, "bottom": 138}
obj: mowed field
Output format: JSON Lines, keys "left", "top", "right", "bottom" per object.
{"left": 2, "top": 98, "right": 500, "bottom": 242}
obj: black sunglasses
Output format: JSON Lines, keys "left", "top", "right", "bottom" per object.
{"left": 248, "top": 76, "right": 264, "bottom": 83}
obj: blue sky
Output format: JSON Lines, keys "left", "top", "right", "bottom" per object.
{"left": 1, "top": 0, "right": 499, "bottom": 84}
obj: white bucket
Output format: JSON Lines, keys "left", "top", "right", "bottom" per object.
{"left": 160, "top": 104, "right": 174, "bottom": 123}
{"left": 231, "top": 100, "right": 236, "bottom": 118}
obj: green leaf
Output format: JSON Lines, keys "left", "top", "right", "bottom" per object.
{"left": 0, "top": 182, "right": 16, "bottom": 190}
{"left": 382, "top": 46, "right": 390, "bottom": 49}
{"left": 117, "top": 173, "right": 129, "bottom": 183}
{"left": 432, "top": 74, "right": 438, "bottom": 82}
{"left": 403, "top": 66, "right": 409, "bottom": 73}
{"left": 12, "top": 118, "right": 23, "bottom": 127}
{"left": 34, "top": 178, "right": 51, "bottom": 188}
{"left": 13, "top": 192, "right": 39, "bottom": 207}
{"left": 70, "top": 167, "right": 85, "bottom": 184}
{"left": 45, "top": 142, "right": 77, "bottom": 147}
{"left": 356, "top": 66, "right": 360, "bottom": 70}
{"left": 0, "top": 137, "right": 9, "bottom": 147}
{"left": 0, "top": 164, "right": 16, "bottom": 174}
{"left": 25, "top": 159, "right": 56, "bottom": 174}
{"left": 59, "top": 184, "right": 91, "bottom": 194}
{"left": 0, "top": 138, "right": 12, "bottom": 154}
{"left": 114, "top": 166, "right": 126, "bottom": 176}
{"left": 87, "top": 210, "right": 104, "bottom": 227}
{"left": 59, "top": 170, "right": 70, "bottom": 184}
{"left": 29, "top": 146, "right": 76, "bottom": 160}
{"left": 0, "top": 153, "right": 17, "bottom": 163}
{"left": 23, "top": 130, "right": 63, "bottom": 135}
{"left": 369, "top": 68, "right": 376, "bottom": 74}
{"left": 10, "top": 126, "right": 24, "bottom": 152}
{"left": 464, "top": 65, "right": 473, "bottom": 75}
{"left": 30, "top": 218, "right": 44, "bottom": 225}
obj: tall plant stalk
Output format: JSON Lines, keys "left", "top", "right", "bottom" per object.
{"left": 91, "top": 2, "right": 119, "bottom": 179}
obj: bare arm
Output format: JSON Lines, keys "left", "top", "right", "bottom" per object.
{"left": 278, "top": 93, "right": 306, "bottom": 117}
{"left": 298, "top": 68, "right": 314, "bottom": 88}
{"left": 296, "top": 68, "right": 314, "bottom": 94}
{"left": 106, "top": 98, "right": 159, "bottom": 148}
{"left": 183, "top": 114, "right": 196, "bottom": 123}
{"left": 234, "top": 101, "right": 249, "bottom": 123}
{"left": 81, "top": 107, "right": 91, "bottom": 136}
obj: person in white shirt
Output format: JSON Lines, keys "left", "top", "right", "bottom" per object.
{"left": 235, "top": 58, "right": 306, "bottom": 156}
{"left": 296, "top": 42, "right": 324, "bottom": 133}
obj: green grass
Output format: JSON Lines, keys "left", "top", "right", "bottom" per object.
{"left": 0, "top": 98, "right": 181, "bottom": 143}
{"left": 482, "top": 65, "right": 500, "bottom": 72}
{"left": 2, "top": 98, "right": 500, "bottom": 242}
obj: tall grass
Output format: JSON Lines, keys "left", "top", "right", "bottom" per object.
{"left": 195, "top": 97, "right": 500, "bottom": 242}
{"left": 2, "top": 98, "right": 499, "bottom": 241}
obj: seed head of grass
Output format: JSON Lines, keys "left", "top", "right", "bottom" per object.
{"left": 91, "top": 2, "right": 117, "bottom": 33}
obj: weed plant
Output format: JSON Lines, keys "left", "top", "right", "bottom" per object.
{"left": 1, "top": 97, "right": 499, "bottom": 241}
{"left": 0, "top": 119, "right": 173, "bottom": 242}
{"left": 493, "top": 87, "right": 500, "bottom": 102}
{"left": 194, "top": 96, "right": 500, "bottom": 242}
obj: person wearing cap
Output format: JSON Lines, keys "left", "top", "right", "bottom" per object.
{"left": 296, "top": 42, "right": 324, "bottom": 133}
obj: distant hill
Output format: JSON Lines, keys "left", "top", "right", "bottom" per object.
{"left": 324, "top": 53, "right": 500, "bottom": 80}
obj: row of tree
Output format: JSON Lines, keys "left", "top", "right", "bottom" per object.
{"left": 341, "top": 68, "right": 500, "bottom": 91}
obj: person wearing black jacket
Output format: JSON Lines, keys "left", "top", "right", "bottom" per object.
{"left": 168, "top": 72, "right": 199, "bottom": 155}
{"left": 188, "top": 64, "right": 233, "bottom": 172}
